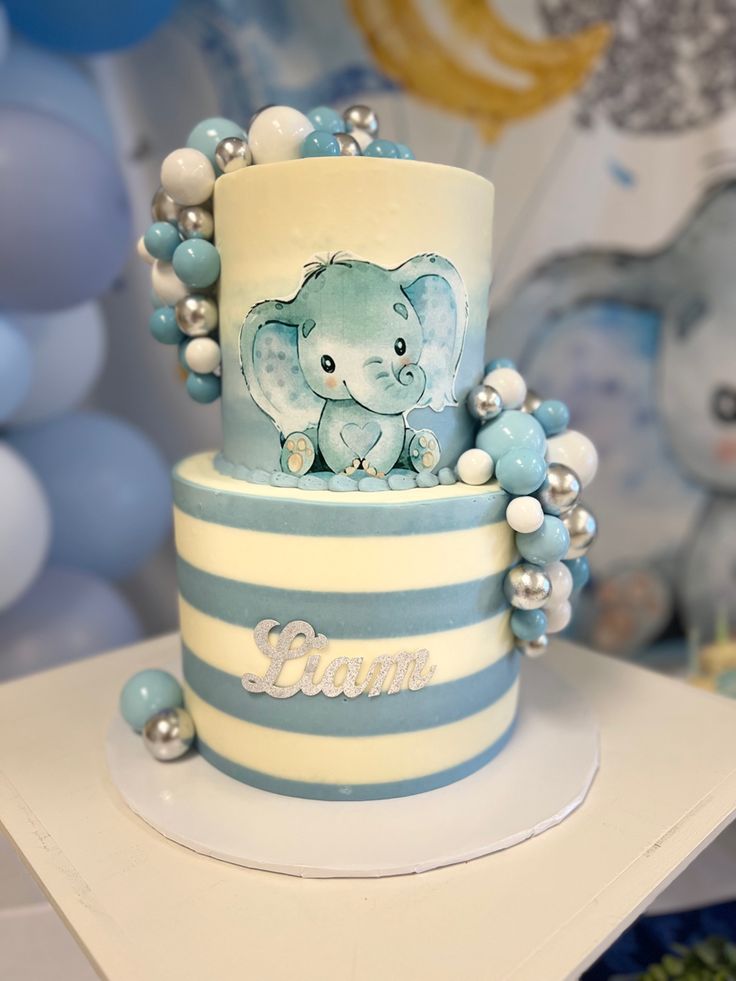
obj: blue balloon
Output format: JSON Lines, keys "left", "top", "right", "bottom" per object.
{"left": 0, "top": 107, "right": 131, "bottom": 312}
{"left": 0, "top": 40, "right": 115, "bottom": 151}
{"left": 0, "top": 318, "right": 32, "bottom": 422}
{"left": 5, "top": 0, "right": 179, "bottom": 54}
{"left": 9, "top": 411, "right": 171, "bottom": 580}
{"left": 0, "top": 567, "right": 142, "bottom": 682}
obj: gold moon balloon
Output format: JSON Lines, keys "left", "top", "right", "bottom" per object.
{"left": 349, "top": 0, "right": 610, "bottom": 141}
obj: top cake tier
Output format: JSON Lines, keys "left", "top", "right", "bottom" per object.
{"left": 214, "top": 157, "right": 494, "bottom": 477}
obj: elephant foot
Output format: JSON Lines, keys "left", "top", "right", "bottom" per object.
{"left": 344, "top": 458, "right": 362, "bottom": 476}
{"left": 408, "top": 430, "right": 441, "bottom": 473}
{"left": 280, "top": 432, "right": 316, "bottom": 476}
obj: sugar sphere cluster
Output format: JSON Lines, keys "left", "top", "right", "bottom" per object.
{"left": 138, "top": 105, "right": 415, "bottom": 404}
{"left": 457, "top": 358, "right": 598, "bottom": 658}
{"left": 119, "top": 669, "right": 195, "bottom": 762}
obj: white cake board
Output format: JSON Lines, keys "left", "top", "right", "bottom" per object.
{"left": 106, "top": 658, "right": 599, "bottom": 878}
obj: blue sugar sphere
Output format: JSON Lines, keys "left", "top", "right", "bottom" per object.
{"left": 301, "top": 130, "right": 340, "bottom": 158}
{"left": 484, "top": 357, "right": 515, "bottom": 373}
{"left": 516, "top": 515, "right": 570, "bottom": 566}
{"left": 564, "top": 557, "right": 590, "bottom": 592}
{"left": 172, "top": 239, "right": 220, "bottom": 289}
{"left": 511, "top": 608, "right": 548, "bottom": 641}
{"left": 144, "top": 221, "right": 180, "bottom": 261}
{"left": 534, "top": 399, "right": 570, "bottom": 436}
{"left": 178, "top": 339, "right": 190, "bottom": 367}
{"left": 187, "top": 116, "right": 245, "bottom": 167}
{"left": 395, "top": 142, "right": 415, "bottom": 160}
{"left": 476, "top": 410, "right": 546, "bottom": 460}
{"left": 120, "top": 669, "right": 183, "bottom": 732}
{"left": 187, "top": 371, "right": 221, "bottom": 403}
{"left": 365, "top": 139, "right": 399, "bottom": 158}
{"left": 495, "top": 448, "right": 547, "bottom": 495}
{"left": 307, "top": 106, "right": 345, "bottom": 133}
{"left": 149, "top": 307, "right": 182, "bottom": 345}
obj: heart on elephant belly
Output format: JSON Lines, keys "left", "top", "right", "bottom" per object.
{"left": 340, "top": 421, "right": 381, "bottom": 459}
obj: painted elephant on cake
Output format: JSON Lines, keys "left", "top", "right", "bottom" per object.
{"left": 240, "top": 254, "right": 467, "bottom": 476}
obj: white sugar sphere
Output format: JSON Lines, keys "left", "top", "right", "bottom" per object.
{"left": 546, "top": 430, "right": 598, "bottom": 487}
{"left": 457, "top": 448, "right": 494, "bottom": 485}
{"left": 351, "top": 128, "right": 373, "bottom": 151}
{"left": 248, "top": 106, "right": 314, "bottom": 164}
{"left": 506, "top": 495, "right": 544, "bottom": 533}
{"left": 151, "top": 261, "right": 188, "bottom": 305}
{"left": 137, "top": 236, "right": 155, "bottom": 265}
{"left": 543, "top": 561, "right": 573, "bottom": 606}
{"left": 545, "top": 601, "right": 572, "bottom": 634}
{"left": 185, "top": 337, "right": 221, "bottom": 374}
{"left": 161, "top": 147, "right": 215, "bottom": 206}
{"left": 482, "top": 367, "right": 527, "bottom": 409}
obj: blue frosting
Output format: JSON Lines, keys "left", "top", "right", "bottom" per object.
{"left": 183, "top": 644, "right": 519, "bottom": 736}
{"left": 173, "top": 467, "right": 510, "bottom": 536}
{"left": 177, "top": 558, "right": 508, "bottom": 638}
{"left": 197, "top": 718, "right": 516, "bottom": 800}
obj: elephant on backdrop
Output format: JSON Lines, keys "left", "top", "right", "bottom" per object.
{"left": 491, "top": 179, "right": 736, "bottom": 644}
{"left": 240, "top": 253, "right": 467, "bottom": 477}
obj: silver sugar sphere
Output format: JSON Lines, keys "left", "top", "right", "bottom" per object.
{"left": 143, "top": 707, "right": 195, "bottom": 761}
{"left": 215, "top": 136, "right": 252, "bottom": 174}
{"left": 151, "top": 185, "right": 180, "bottom": 223}
{"left": 467, "top": 383, "right": 503, "bottom": 422}
{"left": 504, "top": 563, "right": 552, "bottom": 610}
{"left": 535, "top": 463, "right": 581, "bottom": 516}
{"left": 175, "top": 295, "right": 218, "bottom": 336}
{"left": 178, "top": 205, "right": 214, "bottom": 241}
{"left": 562, "top": 503, "right": 598, "bottom": 558}
{"left": 334, "top": 132, "right": 362, "bottom": 156}
{"left": 517, "top": 634, "right": 549, "bottom": 658}
{"left": 522, "top": 389, "right": 543, "bottom": 414}
{"left": 343, "top": 104, "right": 379, "bottom": 137}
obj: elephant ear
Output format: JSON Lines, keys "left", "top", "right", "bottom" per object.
{"left": 240, "top": 299, "right": 324, "bottom": 436}
{"left": 394, "top": 254, "right": 468, "bottom": 411}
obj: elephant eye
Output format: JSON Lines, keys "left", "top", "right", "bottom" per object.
{"left": 394, "top": 337, "right": 406, "bottom": 356}
{"left": 320, "top": 354, "right": 336, "bottom": 373}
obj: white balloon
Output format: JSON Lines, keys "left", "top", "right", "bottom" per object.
{"left": 11, "top": 302, "right": 106, "bottom": 425}
{"left": 482, "top": 367, "right": 527, "bottom": 409}
{"left": 161, "top": 147, "right": 215, "bottom": 206}
{"left": 248, "top": 106, "right": 314, "bottom": 164}
{"left": 545, "top": 601, "right": 572, "bottom": 634}
{"left": 0, "top": 442, "right": 51, "bottom": 611}
{"left": 457, "top": 448, "right": 494, "bottom": 485}
{"left": 543, "top": 561, "right": 573, "bottom": 607}
{"left": 506, "top": 495, "right": 543, "bottom": 533}
{"left": 152, "top": 260, "right": 189, "bottom": 305}
{"left": 546, "top": 430, "right": 598, "bottom": 487}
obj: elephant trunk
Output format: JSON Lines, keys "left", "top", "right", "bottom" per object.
{"left": 354, "top": 362, "right": 426, "bottom": 414}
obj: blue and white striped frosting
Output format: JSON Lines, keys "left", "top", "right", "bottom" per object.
{"left": 174, "top": 452, "right": 519, "bottom": 800}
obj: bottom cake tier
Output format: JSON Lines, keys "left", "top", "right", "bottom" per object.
{"left": 173, "top": 452, "right": 520, "bottom": 800}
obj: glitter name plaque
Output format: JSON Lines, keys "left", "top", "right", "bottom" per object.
{"left": 242, "top": 618, "right": 436, "bottom": 699}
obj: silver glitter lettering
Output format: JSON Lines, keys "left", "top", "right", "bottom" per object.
{"left": 243, "top": 619, "right": 436, "bottom": 700}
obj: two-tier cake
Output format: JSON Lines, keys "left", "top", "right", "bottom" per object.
{"left": 122, "top": 105, "right": 598, "bottom": 801}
